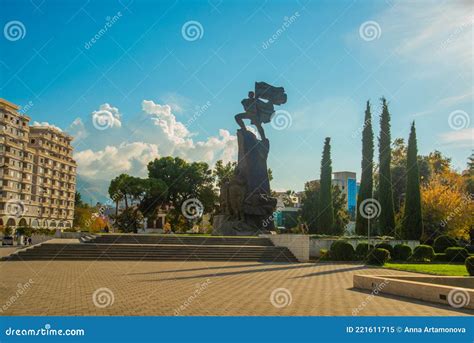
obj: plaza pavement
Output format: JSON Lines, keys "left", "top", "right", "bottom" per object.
{"left": 0, "top": 260, "right": 471, "bottom": 316}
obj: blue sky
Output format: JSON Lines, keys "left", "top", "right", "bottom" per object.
{"left": 1, "top": 0, "right": 472, "bottom": 202}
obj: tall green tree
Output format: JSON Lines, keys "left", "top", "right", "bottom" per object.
{"left": 402, "top": 122, "right": 423, "bottom": 239}
{"left": 378, "top": 98, "right": 396, "bottom": 235}
{"left": 355, "top": 101, "right": 374, "bottom": 235}
{"left": 319, "top": 137, "right": 334, "bottom": 233}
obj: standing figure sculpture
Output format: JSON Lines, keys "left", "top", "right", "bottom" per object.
{"left": 234, "top": 82, "right": 287, "bottom": 140}
{"left": 213, "top": 82, "right": 287, "bottom": 236}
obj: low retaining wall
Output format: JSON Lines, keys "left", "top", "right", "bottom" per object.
{"left": 260, "top": 234, "right": 309, "bottom": 262}
{"left": 354, "top": 274, "right": 474, "bottom": 310}
{"left": 310, "top": 239, "right": 420, "bottom": 258}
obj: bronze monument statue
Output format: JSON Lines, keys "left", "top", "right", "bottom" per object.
{"left": 213, "top": 82, "right": 287, "bottom": 235}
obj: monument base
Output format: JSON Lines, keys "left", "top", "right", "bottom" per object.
{"left": 212, "top": 215, "right": 271, "bottom": 236}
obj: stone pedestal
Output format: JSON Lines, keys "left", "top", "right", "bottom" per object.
{"left": 213, "top": 129, "right": 276, "bottom": 236}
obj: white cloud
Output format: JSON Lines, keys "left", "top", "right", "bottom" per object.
{"left": 439, "top": 128, "right": 473, "bottom": 147}
{"left": 376, "top": 1, "right": 473, "bottom": 69}
{"left": 74, "top": 141, "right": 160, "bottom": 179}
{"left": 31, "top": 121, "right": 63, "bottom": 132}
{"left": 92, "top": 103, "right": 122, "bottom": 129}
{"left": 71, "top": 100, "right": 239, "bottom": 201}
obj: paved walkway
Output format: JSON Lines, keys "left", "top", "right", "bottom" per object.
{"left": 0, "top": 261, "right": 470, "bottom": 316}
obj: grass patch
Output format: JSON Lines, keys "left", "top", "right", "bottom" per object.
{"left": 384, "top": 263, "right": 468, "bottom": 276}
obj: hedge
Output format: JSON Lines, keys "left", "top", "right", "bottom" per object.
{"left": 355, "top": 243, "right": 374, "bottom": 260}
{"left": 329, "top": 241, "right": 355, "bottom": 261}
{"left": 411, "top": 245, "right": 435, "bottom": 262}
{"left": 367, "top": 248, "right": 391, "bottom": 265}
{"left": 375, "top": 243, "right": 394, "bottom": 256}
{"left": 445, "top": 247, "right": 469, "bottom": 263}
{"left": 393, "top": 244, "right": 412, "bottom": 261}
{"left": 433, "top": 235, "right": 458, "bottom": 253}
{"left": 466, "top": 256, "right": 474, "bottom": 276}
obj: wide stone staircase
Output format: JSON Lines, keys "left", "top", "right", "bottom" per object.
{"left": 3, "top": 234, "right": 297, "bottom": 263}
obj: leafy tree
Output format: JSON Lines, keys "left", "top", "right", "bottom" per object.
{"left": 402, "top": 122, "right": 423, "bottom": 240}
{"left": 301, "top": 182, "right": 348, "bottom": 235}
{"left": 115, "top": 207, "right": 144, "bottom": 233}
{"left": 421, "top": 170, "right": 473, "bottom": 242}
{"left": 73, "top": 206, "right": 94, "bottom": 230}
{"left": 464, "top": 152, "right": 474, "bottom": 194}
{"left": 319, "top": 137, "right": 334, "bottom": 233}
{"left": 355, "top": 101, "right": 374, "bottom": 235}
{"left": 74, "top": 192, "right": 85, "bottom": 207}
{"left": 213, "top": 160, "right": 237, "bottom": 188}
{"left": 378, "top": 98, "right": 396, "bottom": 235}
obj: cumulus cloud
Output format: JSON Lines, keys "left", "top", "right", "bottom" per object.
{"left": 31, "top": 121, "right": 63, "bottom": 132}
{"left": 91, "top": 103, "right": 122, "bottom": 129}
{"left": 71, "top": 100, "right": 238, "bottom": 201}
{"left": 74, "top": 141, "right": 160, "bottom": 179}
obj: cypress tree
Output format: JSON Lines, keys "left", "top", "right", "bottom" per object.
{"left": 378, "top": 98, "right": 396, "bottom": 235}
{"left": 355, "top": 101, "right": 374, "bottom": 235}
{"left": 402, "top": 122, "right": 423, "bottom": 239}
{"left": 319, "top": 137, "right": 334, "bottom": 233}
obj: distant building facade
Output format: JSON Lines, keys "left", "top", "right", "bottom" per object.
{"left": 0, "top": 98, "right": 77, "bottom": 229}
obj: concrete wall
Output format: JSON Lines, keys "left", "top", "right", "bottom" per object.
{"left": 354, "top": 274, "right": 474, "bottom": 310}
{"left": 310, "top": 238, "right": 420, "bottom": 258}
{"left": 260, "top": 234, "right": 309, "bottom": 262}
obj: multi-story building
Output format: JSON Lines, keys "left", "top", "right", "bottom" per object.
{"left": 304, "top": 171, "right": 360, "bottom": 219}
{"left": 0, "top": 98, "right": 76, "bottom": 229}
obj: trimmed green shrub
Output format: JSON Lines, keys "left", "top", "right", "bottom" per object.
{"left": 319, "top": 249, "right": 330, "bottom": 261}
{"left": 465, "top": 245, "right": 474, "bottom": 254}
{"left": 367, "top": 248, "right": 390, "bottom": 265}
{"left": 411, "top": 245, "right": 435, "bottom": 262}
{"left": 329, "top": 241, "right": 355, "bottom": 261}
{"left": 433, "top": 253, "right": 447, "bottom": 262}
{"left": 466, "top": 256, "right": 474, "bottom": 276}
{"left": 433, "top": 235, "right": 458, "bottom": 253}
{"left": 355, "top": 243, "right": 374, "bottom": 259}
{"left": 393, "top": 244, "right": 412, "bottom": 261}
{"left": 445, "top": 247, "right": 469, "bottom": 263}
{"left": 375, "top": 243, "right": 394, "bottom": 256}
